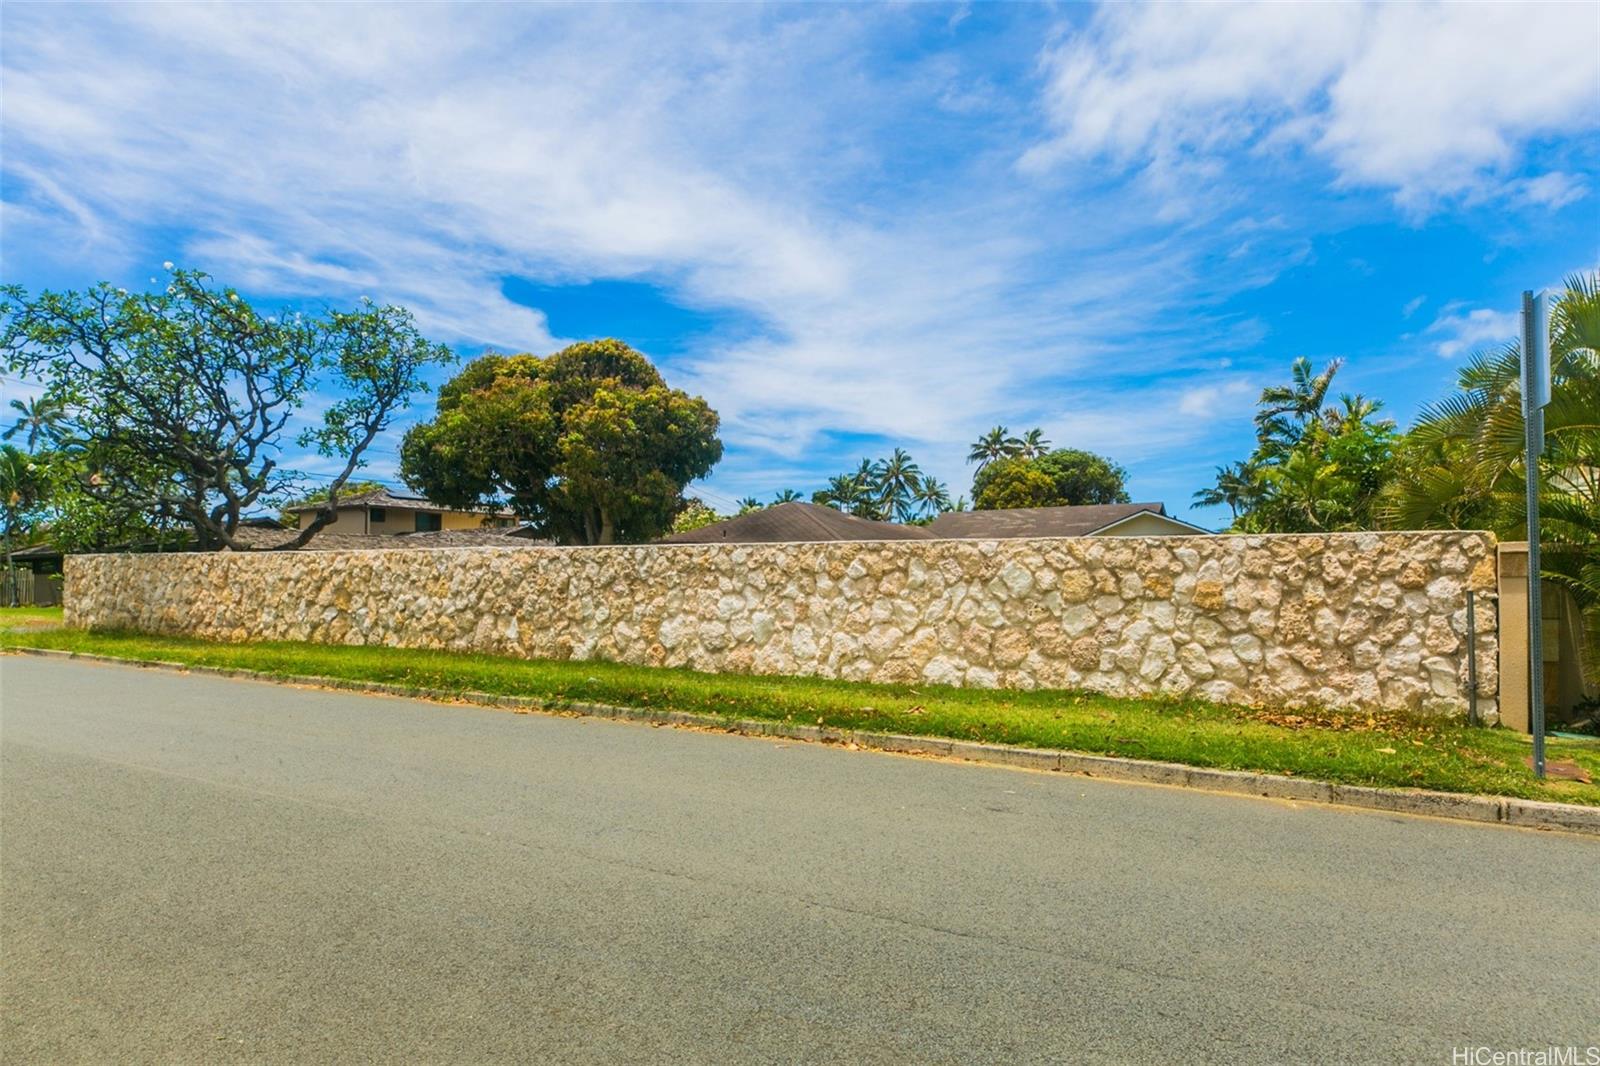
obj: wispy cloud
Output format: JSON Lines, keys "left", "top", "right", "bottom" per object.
{"left": 1425, "top": 303, "right": 1520, "bottom": 360}
{"left": 1023, "top": 2, "right": 1600, "bottom": 214}
{"left": 1, "top": 2, "right": 1594, "bottom": 515}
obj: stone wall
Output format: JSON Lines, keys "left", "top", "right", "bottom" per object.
{"left": 64, "top": 531, "right": 1500, "bottom": 718}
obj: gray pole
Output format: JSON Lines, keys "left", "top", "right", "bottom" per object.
{"left": 1521, "top": 290, "right": 1545, "bottom": 778}
{"left": 1466, "top": 589, "right": 1478, "bottom": 727}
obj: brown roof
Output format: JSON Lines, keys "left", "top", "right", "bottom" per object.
{"left": 659, "top": 501, "right": 936, "bottom": 544}
{"left": 926, "top": 503, "right": 1208, "bottom": 539}
{"left": 284, "top": 487, "right": 515, "bottom": 518}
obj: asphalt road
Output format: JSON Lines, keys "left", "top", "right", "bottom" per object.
{"left": 2, "top": 656, "right": 1595, "bottom": 1064}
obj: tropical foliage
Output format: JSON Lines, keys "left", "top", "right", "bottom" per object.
{"left": 669, "top": 497, "right": 720, "bottom": 534}
{"left": 0, "top": 444, "right": 48, "bottom": 605}
{"left": 400, "top": 339, "right": 722, "bottom": 545}
{"left": 966, "top": 425, "right": 1052, "bottom": 470}
{"left": 812, "top": 449, "right": 954, "bottom": 522}
{"left": 1194, "top": 357, "right": 1398, "bottom": 533}
{"left": 973, "top": 448, "right": 1130, "bottom": 510}
{"left": 1382, "top": 273, "right": 1600, "bottom": 674}
{"left": 3, "top": 395, "right": 65, "bottom": 451}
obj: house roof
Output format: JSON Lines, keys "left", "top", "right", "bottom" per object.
{"left": 658, "top": 501, "right": 937, "bottom": 544}
{"left": 284, "top": 487, "right": 516, "bottom": 518}
{"left": 228, "top": 526, "right": 549, "bottom": 551}
{"left": 10, "top": 542, "right": 64, "bottom": 561}
{"left": 926, "top": 503, "right": 1210, "bottom": 539}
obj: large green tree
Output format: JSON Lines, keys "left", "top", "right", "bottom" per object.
{"left": 400, "top": 339, "right": 722, "bottom": 544}
{"left": 973, "top": 448, "right": 1130, "bottom": 510}
{"left": 1, "top": 270, "right": 453, "bottom": 550}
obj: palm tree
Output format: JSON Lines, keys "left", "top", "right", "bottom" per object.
{"left": 736, "top": 496, "right": 763, "bottom": 514}
{"left": 814, "top": 473, "right": 875, "bottom": 517}
{"left": 874, "top": 448, "right": 923, "bottom": 521}
{"left": 1017, "top": 428, "right": 1051, "bottom": 459}
{"left": 1255, "top": 357, "right": 1344, "bottom": 454}
{"left": 851, "top": 459, "right": 889, "bottom": 520}
{"left": 1323, "top": 393, "right": 1387, "bottom": 434}
{"left": 967, "top": 426, "right": 1022, "bottom": 470}
{"left": 911, "top": 476, "right": 952, "bottom": 518}
{"left": 3, "top": 396, "right": 66, "bottom": 452}
{"left": 1192, "top": 461, "right": 1260, "bottom": 521}
{"left": 771, "top": 489, "right": 803, "bottom": 504}
{"left": 0, "top": 445, "right": 46, "bottom": 606}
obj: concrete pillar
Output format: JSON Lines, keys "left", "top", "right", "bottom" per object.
{"left": 1498, "top": 542, "right": 1530, "bottom": 733}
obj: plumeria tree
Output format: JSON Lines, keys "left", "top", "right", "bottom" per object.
{"left": 1, "top": 268, "right": 454, "bottom": 550}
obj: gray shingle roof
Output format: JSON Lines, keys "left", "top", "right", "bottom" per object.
{"left": 658, "top": 502, "right": 936, "bottom": 544}
{"left": 925, "top": 503, "right": 1201, "bottom": 539}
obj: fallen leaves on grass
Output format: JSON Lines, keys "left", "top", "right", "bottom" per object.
{"left": 1248, "top": 706, "right": 1442, "bottom": 737}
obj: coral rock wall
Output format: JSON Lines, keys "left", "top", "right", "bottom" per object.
{"left": 66, "top": 531, "right": 1499, "bottom": 717}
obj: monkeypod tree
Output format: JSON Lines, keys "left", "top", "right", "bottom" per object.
{"left": 0, "top": 269, "right": 454, "bottom": 550}
{"left": 400, "top": 339, "right": 722, "bottom": 544}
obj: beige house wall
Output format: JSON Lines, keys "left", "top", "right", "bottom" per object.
{"left": 66, "top": 531, "right": 1498, "bottom": 719}
{"left": 296, "top": 506, "right": 370, "bottom": 535}
{"left": 442, "top": 511, "right": 492, "bottom": 531}
{"left": 296, "top": 506, "right": 502, "bottom": 535}
{"left": 1091, "top": 513, "right": 1204, "bottom": 537}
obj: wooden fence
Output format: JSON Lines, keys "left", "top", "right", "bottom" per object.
{"left": 2, "top": 568, "right": 61, "bottom": 607}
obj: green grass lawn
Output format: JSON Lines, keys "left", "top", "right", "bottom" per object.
{"left": 4, "top": 620, "right": 1596, "bottom": 806}
{"left": 0, "top": 605, "right": 63, "bottom": 631}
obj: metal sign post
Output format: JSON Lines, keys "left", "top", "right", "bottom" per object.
{"left": 1521, "top": 290, "right": 1550, "bottom": 778}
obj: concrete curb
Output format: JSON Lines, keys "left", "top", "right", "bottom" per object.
{"left": 8, "top": 646, "right": 1598, "bottom": 838}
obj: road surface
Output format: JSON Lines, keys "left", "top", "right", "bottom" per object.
{"left": 2, "top": 655, "right": 1595, "bottom": 1063}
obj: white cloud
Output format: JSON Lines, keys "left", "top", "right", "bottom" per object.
{"left": 0, "top": 2, "right": 1587, "bottom": 517}
{"left": 1425, "top": 303, "right": 1520, "bottom": 359}
{"left": 1177, "top": 379, "right": 1256, "bottom": 419}
{"left": 1510, "top": 172, "right": 1589, "bottom": 211}
{"left": 1402, "top": 295, "right": 1427, "bottom": 319}
{"left": 1025, "top": 2, "right": 1600, "bottom": 212}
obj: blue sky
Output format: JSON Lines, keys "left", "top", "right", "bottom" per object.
{"left": 2, "top": 2, "right": 1597, "bottom": 524}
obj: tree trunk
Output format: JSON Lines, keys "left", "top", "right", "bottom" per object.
{"left": 598, "top": 508, "right": 616, "bottom": 545}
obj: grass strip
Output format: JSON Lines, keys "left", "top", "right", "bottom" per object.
{"left": 4, "top": 613, "right": 1596, "bottom": 806}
